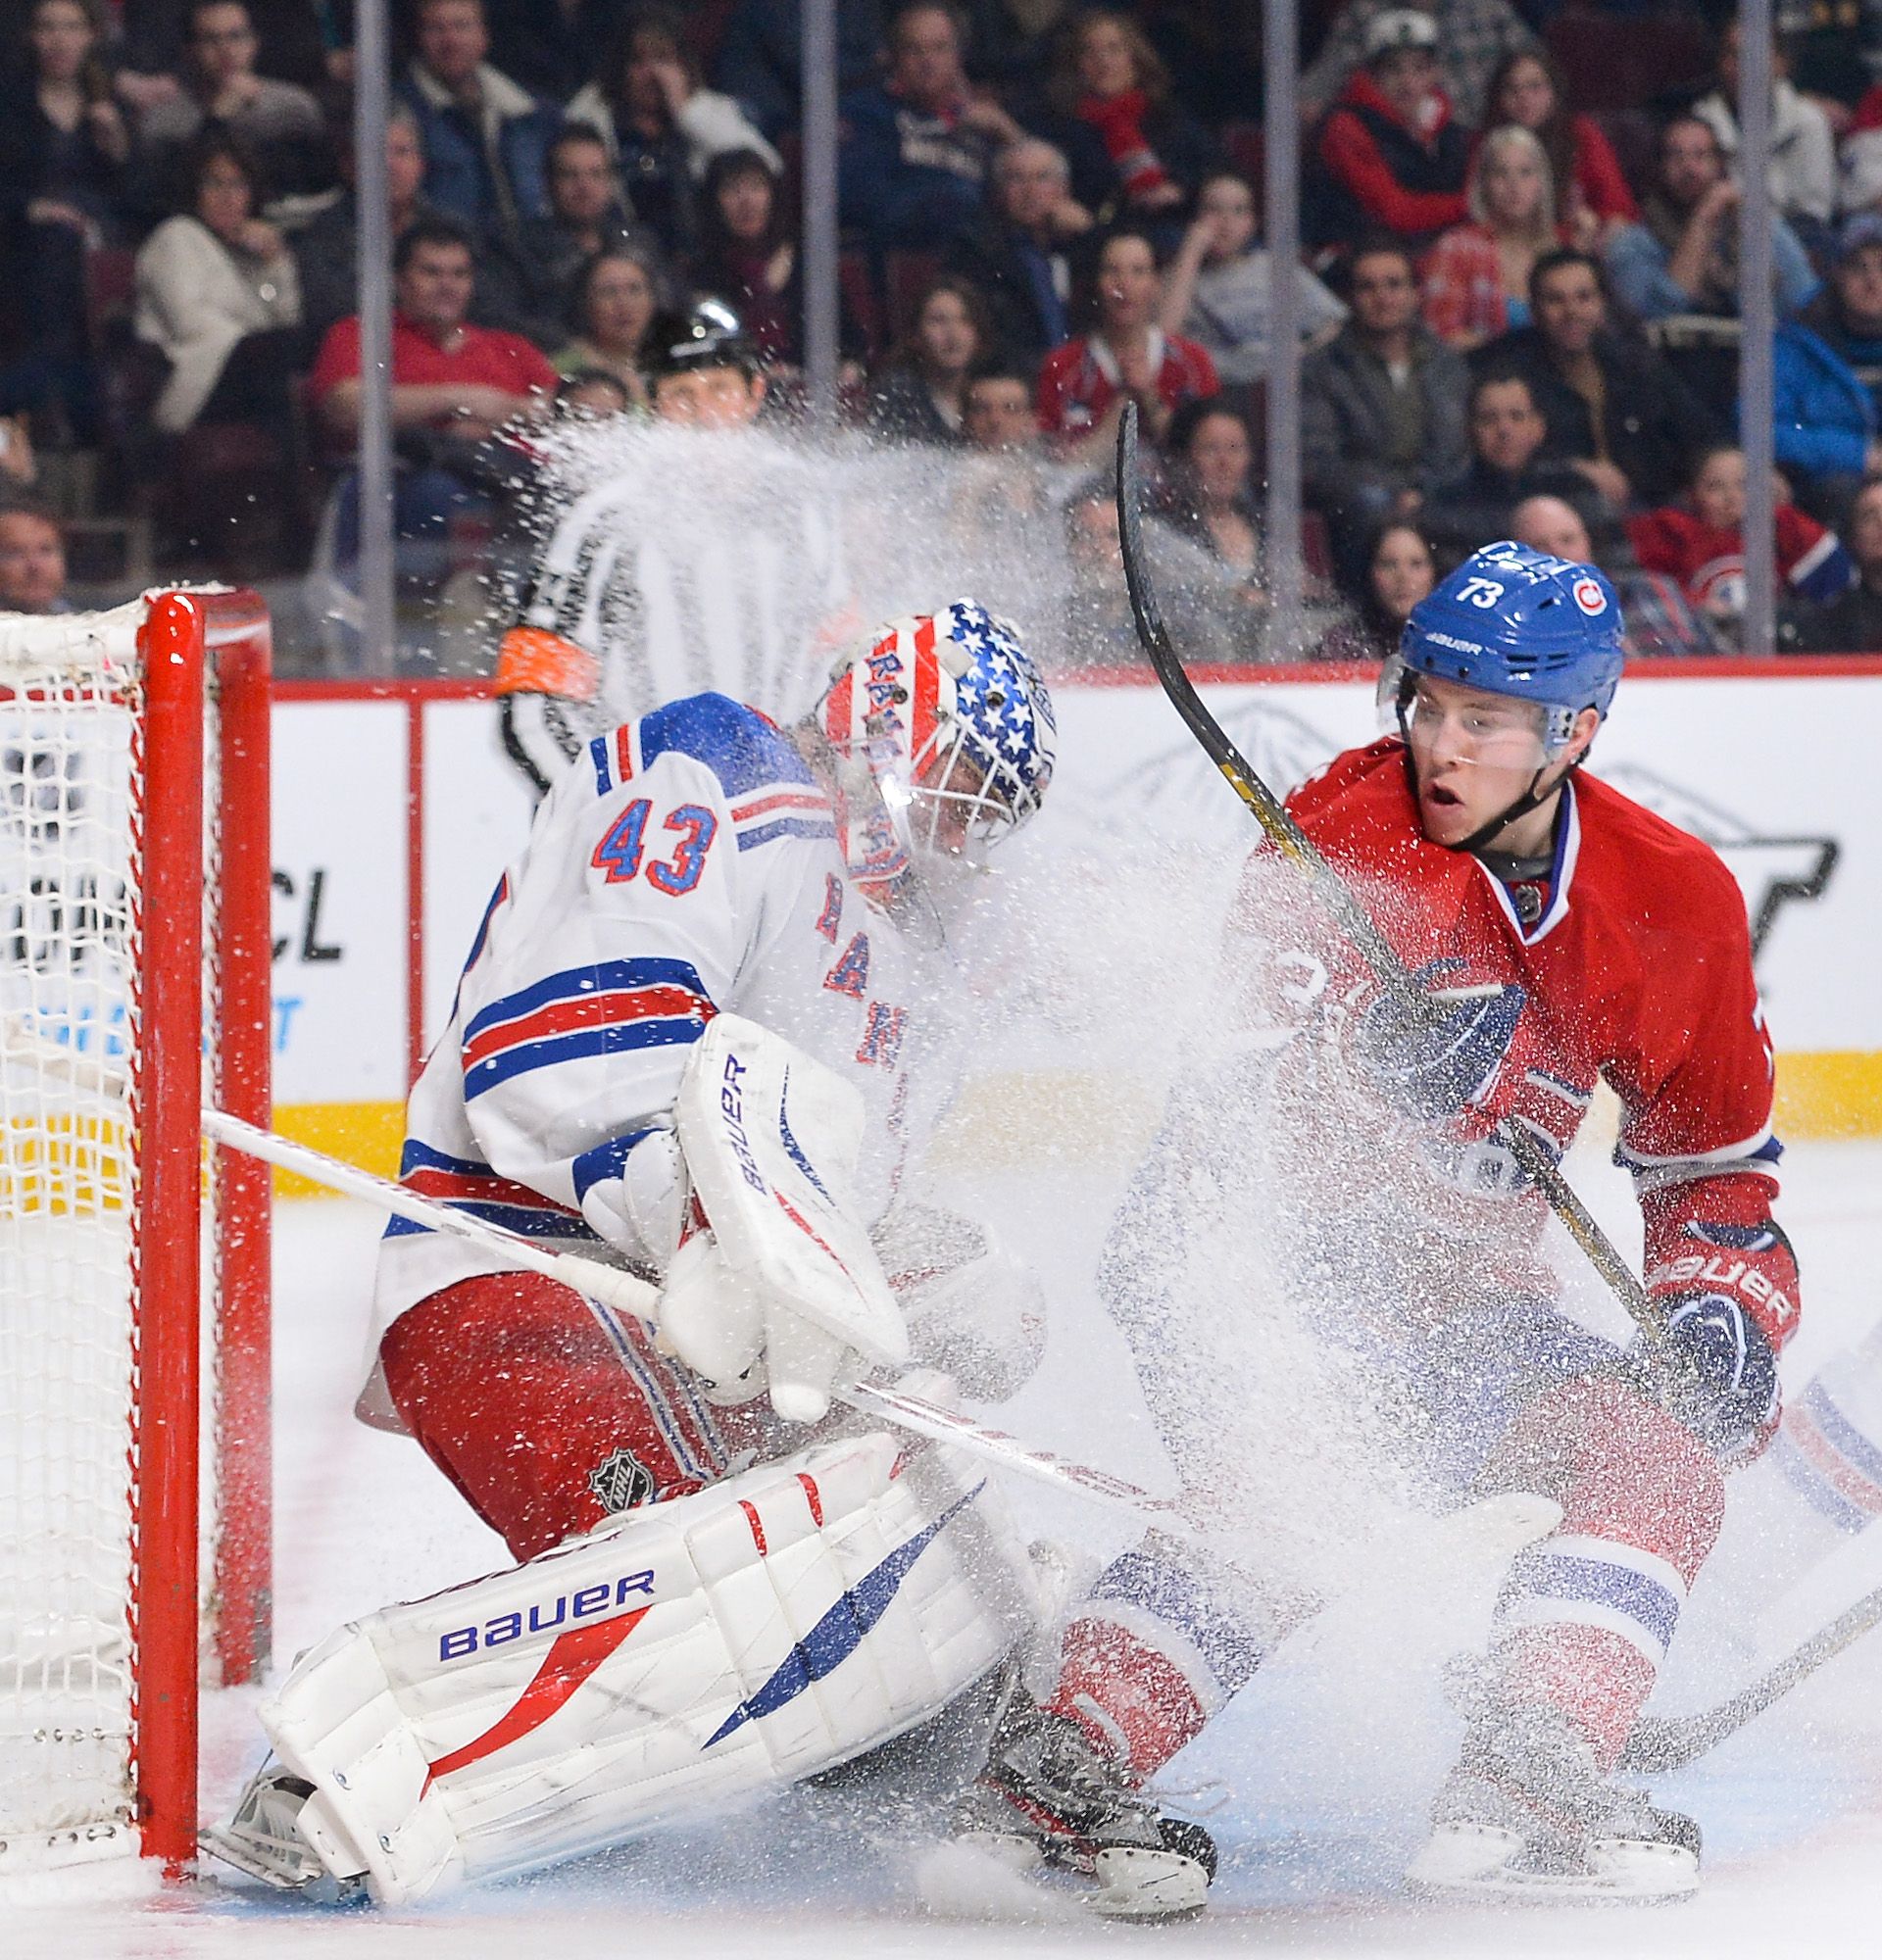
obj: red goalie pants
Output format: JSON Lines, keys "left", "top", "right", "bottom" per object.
{"left": 379, "top": 1272, "right": 763, "bottom": 1560}
{"left": 1050, "top": 1375, "right": 1725, "bottom": 1781}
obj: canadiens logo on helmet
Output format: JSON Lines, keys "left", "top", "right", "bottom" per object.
{"left": 1572, "top": 578, "right": 1607, "bottom": 615}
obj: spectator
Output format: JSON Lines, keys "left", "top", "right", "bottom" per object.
{"left": 690, "top": 148, "right": 807, "bottom": 371}
{"left": 557, "top": 368, "right": 634, "bottom": 417}
{"left": 486, "top": 125, "right": 657, "bottom": 349}
{"left": 943, "top": 136, "right": 1095, "bottom": 373}
{"left": 1036, "top": 228, "right": 1217, "bottom": 459}
{"left": 1422, "top": 368, "right": 1608, "bottom": 567}
{"left": 1060, "top": 470, "right": 1239, "bottom": 667}
{"left": 838, "top": 1, "right": 1021, "bottom": 254}
{"left": 1038, "top": 9, "right": 1214, "bottom": 239}
{"left": 395, "top": 0, "right": 556, "bottom": 245}
{"left": 714, "top": 0, "right": 886, "bottom": 141}
{"left": 0, "top": 503, "right": 69, "bottom": 612}
{"left": 1300, "top": 0, "right": 1536, "bottom": 131}
{"left": 1164, "top": 397, "right": 1263, "bottom": 588}
{"left": 567, "top": 5, "right": 780, "bottom": 262}
{"left": 1158, "top": 169, "right": 1346, "bottom": 385}
{"left": 1308, "top": 10, "right": 1470, "bottom": 256}
{"left": 1511, "top": 490, "right": 1718, "bottom": 657}
{"left": 1605, "top": 115, "right": 1818, "bottom": 326}
{"left": 1692, "top": 25, "right": 1836, "bottom": 243}
{"left": 1301, "top": 240, "right": 1470, "bottom": 582}
{"left": 1799, "top": 475, "right": 1882, "bottom": 650}
{"left": 135, "top": 0, "right": 327, "bottom": 197}
{"left": 1627, "top": 444, "right": 1854, "bottom": 648}
{"left": 1421, "top": 126, "right": 1565, "bottom": 351}
{"left": 1793, "top": 216, "right": 1882, "bottom": 427}
{"left": 309, "top": 218, "right": 558, "bottom": 445}
{"left": 868, "top": 274, "right": 990, "bottom": 443}
{"left": 309, "top": 218, "right": 559, "bottom": 597}
{"left": 133, "top": 131, "right": 302, "bottom": 435}
{"left": 1311, "top": 516, "right": 1435, "bottom": 661}
{"left": 554, "top": 244, "right": 662, "bottom": 403}
{"left": 1478, "top": 249, "right": 1719, "bottom": 511}
{"left": 1777, "top": 224, "right": 1882, "bottom": 512}
{"left": 963, "top": 366, "right": 1039, "bottom": 450}
{"left": 0, "top": 415, "right": 38, "bottom": 489}
{"left": 294, "top": 104, "right": 445, "bottom": 347}
{"left": 1479, "top": 49, "right": 1636, "bottom": 241}
{"left": 0, "top": 0, "right": 132, "bottom": 443}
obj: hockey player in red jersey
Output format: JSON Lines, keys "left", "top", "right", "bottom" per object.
{"left": 966, "top": 543, "right": 1800, "bottom": 1903}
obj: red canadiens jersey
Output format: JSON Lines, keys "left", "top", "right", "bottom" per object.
{"left": 1240, "top": 737, "right": 1795, "bottom": 1351}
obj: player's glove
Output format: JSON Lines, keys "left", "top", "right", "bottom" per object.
{"left": 1658, "top": 1293, "right": 1780, "bottom": 1460}
{"left": 1356, "top": 958, "right": 1527, "bottom": 1119}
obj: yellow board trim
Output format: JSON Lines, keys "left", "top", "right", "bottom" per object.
{"left": 271, "top": 1054, "right": 1882, "bottom": 1200}
{"left": 273, "top": 1102, "right": 405, "bottom": 1194}
{"left": 1773, "top": 1052, "right": 1882, "bottom": 1140}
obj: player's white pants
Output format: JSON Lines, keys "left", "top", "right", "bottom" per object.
{"left": 260, "top": 1431, "right": 1040, "bottom": 1904}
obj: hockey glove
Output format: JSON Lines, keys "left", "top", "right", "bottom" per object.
{"left": 1357, "top": 958, "right": 1527, "bottom": 1119}
{"left": 1658, "top": 1294, "right": 1780, "bottom": 1460}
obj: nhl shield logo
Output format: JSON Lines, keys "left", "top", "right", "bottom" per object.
{"left": 588, "top": 1446, "right": 657, "bottom": 1514}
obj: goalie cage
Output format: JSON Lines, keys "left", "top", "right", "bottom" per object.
{"left": 0, "top": 590, "right": 272, "bottom": 1875}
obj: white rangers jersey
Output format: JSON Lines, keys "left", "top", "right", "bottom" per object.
{"left": 367, "top": 692, "right": 922, "bottom": 1417}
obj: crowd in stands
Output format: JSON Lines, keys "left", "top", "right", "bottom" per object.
{"left": 10, "top": 0, "right": 1882, "bottom": 661}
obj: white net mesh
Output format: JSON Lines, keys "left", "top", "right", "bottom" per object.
{"left": 0, "top": 600, "right": 214, "bottom": 1869}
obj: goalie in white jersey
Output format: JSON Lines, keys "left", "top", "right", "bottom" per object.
{"left": 207, "top": 601, "right": 1205, "bottom": 1920}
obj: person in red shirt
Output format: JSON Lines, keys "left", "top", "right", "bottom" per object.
{"left": 1627, "top": 443, "right": 1854, "bottom": 647}
{"left": 1034, "top": 227, "right": 1217, "bottom": 464}
{"left": 309, "top": 217, "right": 558, "bottom": 623}
{"left": 308, "top": 216, "right": 558, "bottom": 447}
{"left": 1309, "top": 9, "right": 1471, "bottom": 254}
{"left": 961, "top": 545, "right": 1798, "bottom": 1910}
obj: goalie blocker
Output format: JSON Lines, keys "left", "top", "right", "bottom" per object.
{"left": 213, "top": 1430, "right": 1042, "bottom": 1902}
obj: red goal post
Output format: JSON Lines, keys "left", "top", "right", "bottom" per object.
{"left": 0, "top": 588, "right": 272, "bottom": 1873}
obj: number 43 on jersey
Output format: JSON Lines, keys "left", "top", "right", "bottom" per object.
{"left": 592, "top": 799, "right": 718, "bottom": 897}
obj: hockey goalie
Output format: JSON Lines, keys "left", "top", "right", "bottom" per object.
{"left": 203, "top": 601, "right": 1219, "bottom": 1915}
{"left": 999, "top": 544, "right": 1803, "bottom": 1907}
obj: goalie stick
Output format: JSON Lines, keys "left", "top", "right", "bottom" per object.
{"left": 1112, "top": 403, "right": 1659, "bottom": 1342}
{"left": 1620, "top": 1581, "right": 1882, "bottom": 1773}
{"left": 201, "top": 1108, "right": 1199, "bottom": 1537}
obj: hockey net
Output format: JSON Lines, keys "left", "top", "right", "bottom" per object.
{"left": 0, "top": 591, "right": 272, "bottom": 1874}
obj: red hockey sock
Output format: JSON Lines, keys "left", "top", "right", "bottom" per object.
{"left": 378, "top": 1271, "right": 738, "bottom": 1560}
{"left": 1047, "top": 1615, "right": 1213, "bottom": 1781}
{"left": 1485, "top": 1376, "right": 1725, "bottom": 1771}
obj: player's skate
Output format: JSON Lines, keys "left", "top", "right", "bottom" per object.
{"left": 1406, "top": 1694, "right": 1699, "bottom": 1902}
{"left": 201, "top": 1759, "right": 364, "bottom": 1898}
{"left": 952, "top": 1683, "right": 1216, "bottom": 1921}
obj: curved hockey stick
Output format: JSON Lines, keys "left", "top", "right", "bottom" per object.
{"left": 1112, "top": 404, "right": 1658, "bottom": 1341}
{"left": 203, "top": 1108, "right": 1199, "bottom": 1537}
{"left": 1620, "top": 1582, "right": 1882, "bottom": 1773}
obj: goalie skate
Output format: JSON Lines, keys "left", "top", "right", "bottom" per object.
{"left": 951, "top": 1686, "right": 1215, "bottom": 1922}
{"left": 200, "top": 1761, "right": 363, "bottom": 1899}
{"left": 1406, "top": 1696, "right": 1700, "bottom": 1902}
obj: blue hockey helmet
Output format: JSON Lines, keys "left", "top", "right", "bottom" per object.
{"left": 1398, "top": 543, "right": 1624, "bottom": 752}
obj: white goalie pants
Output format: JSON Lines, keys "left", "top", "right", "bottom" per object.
{"left": 260, "top": 1430, "right": 1038, "bottom": 1903}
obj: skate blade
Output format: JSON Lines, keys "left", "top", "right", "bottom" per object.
{"left": 199, "top": 1820, "right": 326, "bottom": 1892}
{"left": 1406, "top": 1822, "right": 1699, "bottom": 1903}
{"left": 1090, "top": 1844, "right": 1211, "bottom": 1922}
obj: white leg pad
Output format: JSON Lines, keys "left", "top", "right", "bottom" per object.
{"left": 258, "top": 1433, "right": 1037, "bottom": 1904}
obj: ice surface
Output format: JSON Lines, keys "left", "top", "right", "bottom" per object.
{"left": 9, "top": 1136, "right": 1882, "bottom": 1957}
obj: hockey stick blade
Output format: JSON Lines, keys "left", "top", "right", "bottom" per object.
{"left": 1621, "top": 1582, "right": 1882, "bottom": 1773}
{"left": 1112, "top": 404, "right": 1656, "bottom": 1338}
{"left": 202, "top": 1107, "right": 1198, "bottom": 1536}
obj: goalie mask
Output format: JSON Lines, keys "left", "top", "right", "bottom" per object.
{"left": 814, "top": 600, "right": 1056, "bottom": 898}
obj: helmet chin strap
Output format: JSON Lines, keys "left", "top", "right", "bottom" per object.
{"left": 1395, "top": 693, "right": 1580, "bottom": 857}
